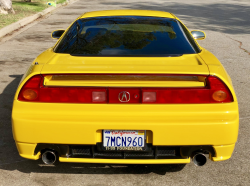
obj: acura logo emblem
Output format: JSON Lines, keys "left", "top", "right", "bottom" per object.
{"left": 118, "top": 91, "right": 130, "bottom": 102}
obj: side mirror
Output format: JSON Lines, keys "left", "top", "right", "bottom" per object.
{"left": 191, "top": 30, "right": 206, "bottom": 40}
{"left": 51, "top": 30, "right": 65, "bottom": 39}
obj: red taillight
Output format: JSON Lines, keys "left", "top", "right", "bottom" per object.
{"left": 141, "top": 76, "right": 233, "bottom": 103}
{"left": 18, "top": 75, "right": 233, "bottom": 104}
{"left": 18, "top": 75, "right": 107, "bottom": 103}
{"left": 24, "top": 75, "right": 42, "bottom": 88}
{"left": 141, "top": 88, "right": 211, "bottom": 103}
{"left": 207, "top": 76, "right": 233, "bottom": 103}
{"left": 38, "top": 88, "right": 107, "bottom": 103}
{"left": 18, "top": 75, "right": 42, "bottom": 101}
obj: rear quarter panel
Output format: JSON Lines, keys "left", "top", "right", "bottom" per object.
{"left": 199, "top": 48, "right": 237, "bottom": 101}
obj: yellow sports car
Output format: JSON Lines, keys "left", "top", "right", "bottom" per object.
{"left": 12, "top": 10, "right": 239, "bottom": 166}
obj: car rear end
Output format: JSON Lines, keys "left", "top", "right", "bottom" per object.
{"left": 12, "top": 59, "right": 239, "bottom": 165}
{"left": 12, "top": 11, "right": 239, "bottom": 166}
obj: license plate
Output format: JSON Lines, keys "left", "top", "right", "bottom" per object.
{"left": 103, "top": 130, "right": 145, "bottom": 150}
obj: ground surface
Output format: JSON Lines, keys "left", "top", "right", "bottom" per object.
{"left": 0, "top": 0, "right": 249, "bottom": 185}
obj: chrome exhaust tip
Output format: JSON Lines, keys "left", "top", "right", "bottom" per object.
{"left": 192, "top": 153, "right": 207, "bottom": 166}
{"left": 42, "top": 150, "right": 57, "bottom": 165}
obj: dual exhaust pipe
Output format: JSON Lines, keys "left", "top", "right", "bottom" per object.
{"left": 41, "top": 150, "right": 207, "bottom": 166}
{"left": 42, "top": 150, "right": 57, "bottom": 165}
{"left": 192, "top": 152, "right": 207, "bottom": 166}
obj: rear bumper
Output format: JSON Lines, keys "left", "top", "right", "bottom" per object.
{"left": 12, "top": 100, "right": 239, "bottom": 163}
{"left": 15, "top": 142, "right": 235, "bottom": 163}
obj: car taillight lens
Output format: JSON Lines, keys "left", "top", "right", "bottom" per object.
{"left": 18, "top": 75, "right": 233, "bottom": 104}
{"left": 22, "top": 89, "right": 38, "bottom": 100}
{"left": 143, "top": 92, "right": 157, "bottom": 103}
{"left": 92, "top": 91, "right": 106, "bottom": 103}
{"left": 18, "top": 75, "right": 107, "bottom": 103}
{"left": 207, "top": 76, "right": 233, "bottom": 103}
{"left": 212, "top": 90, "right": 227, "bottom": 102}
{"left": 39, "top": 88, "right": 107, "bottom": 103}
{"left": 141, "top": 76, "right": 233, "bottom": 103}
{"left": 18, "top": 75, "right": 42, "bottom": 102}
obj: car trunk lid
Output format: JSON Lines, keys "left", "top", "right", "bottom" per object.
{"left": 41, "top": 53, "right": 209, "bottom": 87}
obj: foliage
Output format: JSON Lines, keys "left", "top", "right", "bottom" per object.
{"left": 0, "top": 0, "right": 67, "bottom": 29}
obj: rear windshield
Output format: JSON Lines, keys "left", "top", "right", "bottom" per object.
{"left": 54, "top": 16, "right": 200, "bottom": 56}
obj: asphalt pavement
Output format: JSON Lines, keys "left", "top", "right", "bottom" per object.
{"left": 0, "top": 0, "right": 249, "bottom": 185}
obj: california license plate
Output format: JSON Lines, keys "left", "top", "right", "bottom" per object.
{"left": 103, "top": 130, "right": 145, "bottom": 151}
